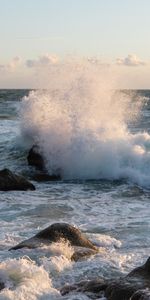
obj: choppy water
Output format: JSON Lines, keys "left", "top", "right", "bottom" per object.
{"left": 0, "top": 89, "right": 150, "bottom": 300}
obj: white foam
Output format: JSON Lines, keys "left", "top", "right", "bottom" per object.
{"left": 40, "top": 241, "right": 74, "bottom": 274}
{"left": 91, "top": 233, "right": 122, "bottom": 249}
{"left": 0, "top": 257, "right": 59, "bottom": 300}
{"left": 20, "top": 58, "right": 150, "bottom": 187}
{"left": 41, "top": 240, "right": 74, "bottom": 259}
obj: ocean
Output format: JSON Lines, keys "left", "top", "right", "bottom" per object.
{"left": 0, "top": 88, "right": 150, "bottom": 299}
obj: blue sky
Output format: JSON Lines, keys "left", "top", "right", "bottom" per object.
{"left": 0, "top": 0, "right": 150, "bottom": 88}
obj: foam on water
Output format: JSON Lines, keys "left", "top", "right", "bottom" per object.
{"left": 39, "top": 240, "right": 74, "bottom": 275}
{"left": 0, "top": 234, "right": 127, "bottom": 299}
{"left": 90, "top": 233, "right": 122, "bottom": 249}
{"left": 0, "top": 243, "right": 143, "bottom": 299}
{"left": 0, "top": 257, "right": 59, "bottom": 300}
{"left": 19, "top": 59, "right": 150, "bottom": 187}
{"left": 1, "top": 87, "right": 150, "bottom": 299}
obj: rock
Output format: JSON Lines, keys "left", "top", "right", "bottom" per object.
{"left": 128, "top": 257, "right": 150, "bottom": 280}
{"left": 0, "top": 281, "right": 5, "bottom": 291}
{"left": 60, "top": 278, "right": 107, "bottom": 296}
{"left": 59, "top": 257, "right": 150, "bottom": 300}
{"left": 32, "top": 173, "right": 61, "bottom": 182}
{"left": 9, "top": 223, "right": 98, "bottom": 252}
{"left": 27, "top": 145, "right": 61, "bottom": 181}
{"left": 0, "top": 168, "right": 35, "bottom": 191}
{"left": 60, "top": 283, "right": 78, "bottom": 296}
{"left": 27, "top": 145, "right": 45, "bottom": 170}
{"left": 105, "top": 280, "right": 138, "bottom": 300}
{"left": 131, "top": 289, "right": 150, "bottom": 300}
{"left": 71, "top": 247, "right": 98, "bottom": 262}
{"left": 79, "top": 278, "right": 108, "bottom": 293}
{"left": 104, "top": 257, "right": 150, "bottom": 300}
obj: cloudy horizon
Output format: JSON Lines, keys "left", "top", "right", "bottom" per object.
{"left": 0, "top": 0, "right": 150, "bottom": 88}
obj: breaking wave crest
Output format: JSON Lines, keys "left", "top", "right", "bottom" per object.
{"left": 0, "top": 257, "right": 59, "bottom": 300}
{"left": 20, "top": 59, "right": 150, "bottom": 187}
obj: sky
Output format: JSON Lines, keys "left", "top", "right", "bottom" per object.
{"left": 0, "top": 0, "right": 150, "bottom": 88}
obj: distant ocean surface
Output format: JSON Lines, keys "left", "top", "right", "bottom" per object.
{"left": 0, "top": 89, "right": 150, "bottom": 299}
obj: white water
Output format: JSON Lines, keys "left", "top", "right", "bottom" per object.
{"left": 0, "top": 257, "right": 59, "bottom": 300}
{"left": 0, "top": 232, "right": 130, "bottom": 300}
{"left": 20, "top": 59, "right": 150, "bottom": 187}
{"left": 1, "top": 68, "right": 150, "bottom": 299}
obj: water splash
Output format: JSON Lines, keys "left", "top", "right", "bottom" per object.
{"left": 0, "top": 257, "right": 59, "bottom": 300}
{"left": 20, "top": 58, "right": 150, "bottom": 187}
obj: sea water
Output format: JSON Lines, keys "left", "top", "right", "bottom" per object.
{"left": 0, "top": 64, "right": 150, "bottom": 299}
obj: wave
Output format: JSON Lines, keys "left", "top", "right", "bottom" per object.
{"left": 19, "top": 59, "right": 150, "bottom": 187}
{"left": 0, "top": 257, "right": 59, "bottom": 300}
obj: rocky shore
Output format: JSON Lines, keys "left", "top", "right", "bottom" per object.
{"left": 0, "top": 222, "right": 148, "bottom": 299}
{"left": 1, "top": 146, "right": 150, "bottom": 299}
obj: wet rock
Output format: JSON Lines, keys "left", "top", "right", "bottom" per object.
{"left": 60, "top": 257, "right": 150, "bottom": 300}
{"left": 0, "top": 281, "right": 5, "bottom": 291}
{"left": 128, "top": 257, "right": 150, "bottom": 281}
{"left": 27, "top": 145, "right": 45, "bottom": 170}
{"left": 131, "top": 289, "right": 150, "bottom": 300}
{"left": 60, "top": 278, "right": 108, "bottom": 296}
{"left": 32, "top": 173, "right": 61, "bottom": 182}
{"left": 9, "top": 223, "right": 98, "bottom": 252}
{"left": 105, "top": 257, "right": 150, "bottom": 300}
{"left": 105, "top": 280, "right": 138, "bottom": 300}
{"left": 60, "top": 283, "right": 78, "bottom": 296}
{"left": 71, "top": 247, "right": 98, "bottom": 262}
{"left": 0, "top": 168, "right": 35, "bottom": 191}
{"left": 27, "top": 145, "right": 61, "bottom": 181}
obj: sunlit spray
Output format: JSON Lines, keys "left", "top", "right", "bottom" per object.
{"left": 20, "top": 58, "right": 150, "bottom": 186}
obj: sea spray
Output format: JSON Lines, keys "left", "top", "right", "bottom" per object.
{"left": 40, "top": 240, "right": 74, "bottom": 275}
{"left": 20, "top": 58, "right": 150, "bottom": 186}
{"left": 0, "top": 257, "right": 59, "bottom": 300}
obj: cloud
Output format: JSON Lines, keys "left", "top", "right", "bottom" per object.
{"left": 87, "top": 57, "right": 110, "bottom": 67}
{"left": 0, "top": 56, "right": 22, "bottom": 72}
{"left": 26, "top": 54, "right": 59, "bottom": 68}
{"left": 116, "top": 54, "right": 146, "bottom": 66}
{"left": 9, "top": 56, "right": 22, "bottom": 68}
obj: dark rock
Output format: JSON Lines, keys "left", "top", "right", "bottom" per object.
{"left": 27, "top": 145, "right": 62, "bottom": 181}
{"left": 9, "top": 223, "right": 98, "bottom": 251}
{"left": 32, "top": 173, "right": 61, "bottom": 182}
{"left": 104, "top": 257, "right": 150, "bottom": 300}
{"left": 60, "top": 278, "right": 107, "bottom": 296}
{"left": 60, "top": 283, "right": 78, "bottom": 296}
{"left": 60, "top": 257, "right": 150, "bottom": 300}
{"left": 76, "top": 278, "right": 108, "bottom": 293}
{"left": 0, "top": 168, "right": 35, "bottom": 191}
{"left": 128, "top": 257, "right": 150, "bottom": 280}
{"left": 105, "top": 280, "right": 138, "bottom": 300}
{"left": 131, "top": 289, "right": 150, "bottom": 300}
{"left": 0, "top": 281, "right": 5, "bottom": 291}
{"left": 27, "top": 145, "right": 45, "bottom": 170}
{"left": 71, "top": 248, "right": 98, "bottom": 262}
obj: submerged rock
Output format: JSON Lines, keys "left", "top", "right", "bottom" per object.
{"left": 0, "top": 168, "right": 35, "bottom": 191}
{"left": 9, "top": 223, "right": 98, "bottom": 255}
